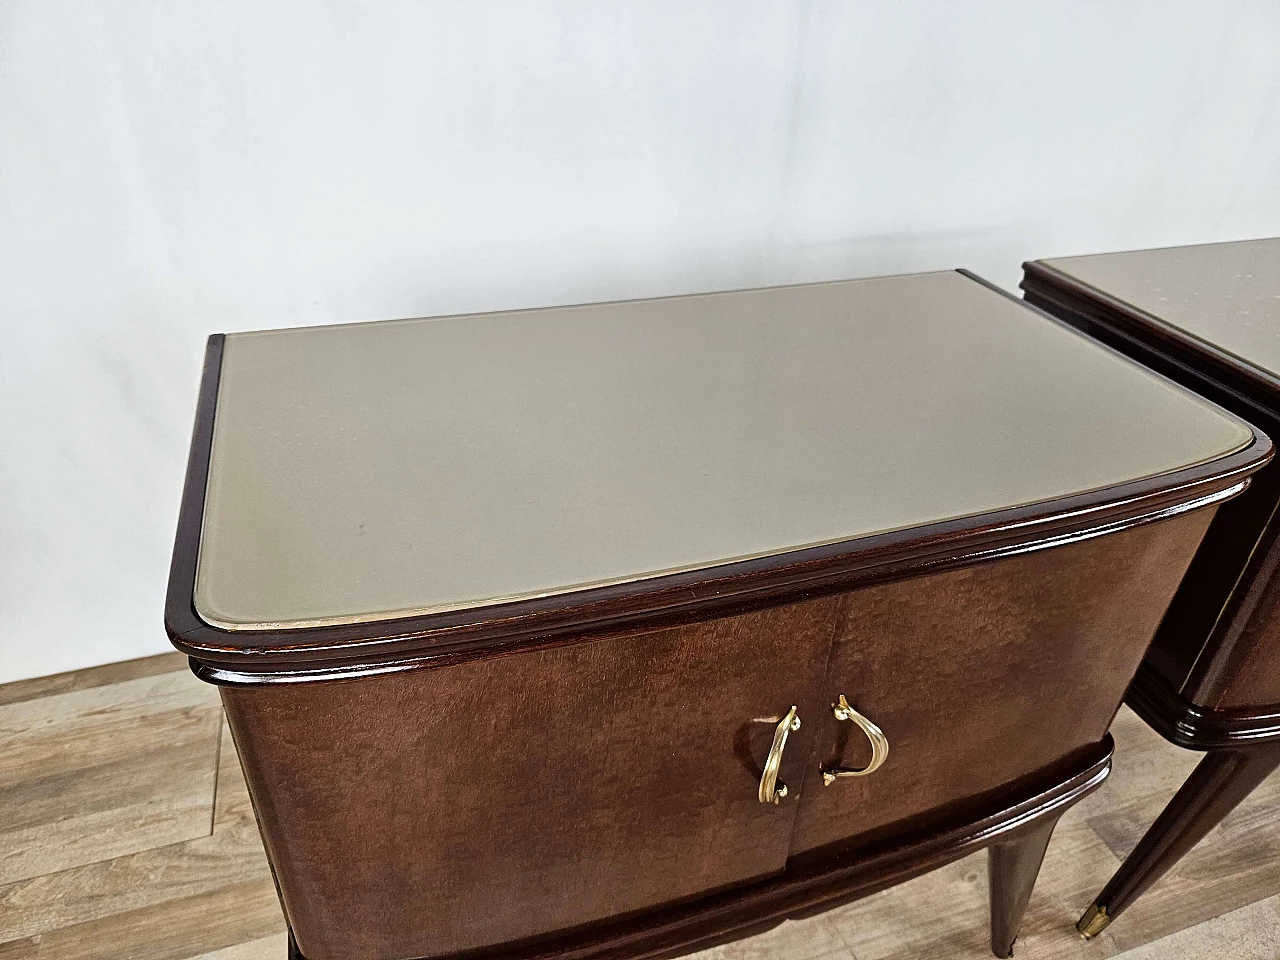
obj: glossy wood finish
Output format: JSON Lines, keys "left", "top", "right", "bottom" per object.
{"left": 1029, "top": 240, "right": 1280, "bottom": 380}
{"left": 223, "top": 598, "right": 838, "bottom": 960}
{"left": 988, "top": 816, "right": 1061, "bottom": 958}
{"left": 1125, "top": 662, "right": 1280, "bottom": 750}
{"left": 1022, "top": 244, "right": 1280, "bottom": 935}
{"left": 1081, "top": 743, "right": 1280, "bottom": 937}
{"left": 12, "top": 657, "right": 1280, "bottom": 960}
{"left": 223, "top": 510, "right": 1212, "bottom": 960}
{"left": 167, "top": 273, "right": 1272, "bottom": 960}
{"left": 1023, "top": 253, "right": 1280, "bottom": 714}
{"left": 789, "top": 510, "right": 1212, "bottom": 857}
{"left": 278, "top": 743, "right": 1112, "bottom": 960}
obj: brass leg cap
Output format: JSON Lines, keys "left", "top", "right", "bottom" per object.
{"left": 1077, "top": 903, "right": 1111, "bottom": 939}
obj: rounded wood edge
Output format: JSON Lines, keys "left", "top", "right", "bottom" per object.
{"left": 189, "top": 480, "right": 1249, "bottom": 687}
{"left": 1125, "top": 663, "right": 1280, "bottom": 750}
{"left": 167, "top": 289, "right": 1273, "bottom": 682}
{"left": 1022, "top": 260, "right": 1280, "bottom": 416}
{"left": 1024, "top": 260, "right": 1280, "bottom": 717}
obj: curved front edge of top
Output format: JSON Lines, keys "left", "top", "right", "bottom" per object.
{"left": 165, "top": 282, "right": 1275, "bottom": 685}
{"left": 174, "top": 459, "right": 1268, "bottom": 685}
{"left": 168, "top": 436, "right": 1271, "bottom": 686}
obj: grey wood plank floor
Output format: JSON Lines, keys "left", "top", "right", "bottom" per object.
{"left": 1, "top": 654, "right": 1277, "bottom": 959}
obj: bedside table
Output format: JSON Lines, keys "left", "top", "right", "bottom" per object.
{"left": 166, "top": 270, "right": 1267, "bottom": 960}
{"left": 1024, "top": 239, "right": 1280, "bottom": 937}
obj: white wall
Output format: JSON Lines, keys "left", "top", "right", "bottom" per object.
{"left": 3, "top": 1, "right": 1280, "bottom": 684}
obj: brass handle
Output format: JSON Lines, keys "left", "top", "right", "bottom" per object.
{"left": 758, "top": 705, "right": 801, "bottom": 804}
{"left": 822, "top": 695, "right": 889, "bottom": 785}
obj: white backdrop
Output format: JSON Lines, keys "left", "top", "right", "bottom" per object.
{"left": 3, "top": 1, "right": 1280, "bottom": 683}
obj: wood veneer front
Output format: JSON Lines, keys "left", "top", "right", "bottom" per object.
{"left": 224, "top": 509, "right": 1213, "bottom": 960}
{"left": 223, "top": 599, "right": 838, "bottom": 960}
{"left": 790, "top": 508, "right": 1213, "bottom": 856}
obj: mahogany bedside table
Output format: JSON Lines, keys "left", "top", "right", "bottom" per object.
{"left": 1023, "top": 239, "right": 1280, "bottom": 938}
{"left": 166, "top": 271, "right": 1268, "bottom": 960}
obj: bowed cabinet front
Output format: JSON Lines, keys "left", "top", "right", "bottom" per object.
{"left": 222, "top": 598, "right": 838, "bottom": 960}
{"left": 221, "top": 504, "right": 1214, "bottom": 960}
{"left": 171, "top": 270, "right": 1270, "bottom": 960}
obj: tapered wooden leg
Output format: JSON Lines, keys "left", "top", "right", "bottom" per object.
{"left": 287, "top": 927, "right": 304, "bottom": 960}
{"left": 988, "top": 815, "right": 1060, "bottom": 958}
{"left": 1077, "top": 742, "right": 1280, "bottom": 939}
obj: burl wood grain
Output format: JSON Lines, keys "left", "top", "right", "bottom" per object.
{"left": 219, "top": 510, "right": 1217, "bottom": 960}
{"left": 790, "top": 508, "right": 1216, "bottom": 856}
{"left": 221, "top": 598, "right": 840, "bottom": 960}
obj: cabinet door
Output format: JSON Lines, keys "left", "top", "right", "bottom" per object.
{"left": 789, "top": 510, "right": 1214, "bottom": 857}
{"left": 222, "top": 597, "right": 839, "bottom": 960}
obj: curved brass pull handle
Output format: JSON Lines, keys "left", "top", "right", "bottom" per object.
{"left": 758, "top": 705, "right": 801, "bottom": 804}
{"left": 822, "top": 695, "right": 888, "bottom": 785}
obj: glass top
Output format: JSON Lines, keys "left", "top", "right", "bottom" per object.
{"left": 1043, "top": 238, "right": 1280, "bottom": 381}
{"left": 195, "top": 271, "right": 1252, "bottom": 630}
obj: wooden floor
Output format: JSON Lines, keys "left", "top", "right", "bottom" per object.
{"left": 2, "top": 655, "right": 1279, "bottom": 960}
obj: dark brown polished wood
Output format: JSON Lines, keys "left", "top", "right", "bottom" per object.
{"left": 224, "top": 598, "right": 840, "bottom": 959}
{"left": 789, "top": 512, "right": 1213, "bottom": 858}
{"left": 283, "top": 742, "right": 1113, "bottom": 960}
{"left": 1081, "top": 742, "right": 1280, "bottom": 937}
{"left": 1022, "top": 244, "right": 1280, "bottom": 937}
{"left": 988, "top": 816, "right": 1062, "bottom": 959}
{"left": 225, "top": 512, "right": 1208, "bottom": 960}
{"left": 171, "top": 273, "right": 1271, "bottom": 960}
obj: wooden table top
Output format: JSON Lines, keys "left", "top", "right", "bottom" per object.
{"left": 193, "top": 271, "right": 1252, "bottom": 631}
{"left": 1038, "top": 238, "right": 1280, "bottom": 385}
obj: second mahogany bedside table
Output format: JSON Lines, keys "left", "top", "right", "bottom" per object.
{"left": 1023, "top": 239, "right": 1280, "bottom": 938}
{"left": 166, "top": 270, "right": 1268, "bottom": 960}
